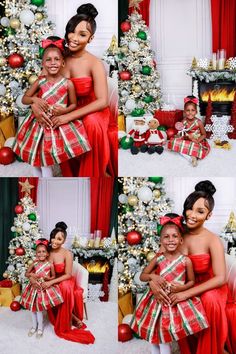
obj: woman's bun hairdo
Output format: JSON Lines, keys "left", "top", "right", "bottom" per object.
{"left": 77, "top": 3, "right": 98, "bottom": 18}
{"left": 195, "top": 180, "right": 216, "bottom": 196}
{"left": 55, "top": 221, "right": 67, "bottom": 231}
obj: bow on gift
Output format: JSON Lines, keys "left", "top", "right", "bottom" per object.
{"left": 159, "top": 215, "right": 184, "bottom": 231}
{"left": 35, "top": 239, "right": 49, "bottom": 247}
{"left": 184, "top": 97, "right": 198, "bottom": 105}
{"left": 41, "top": 38, "right": 64, "bottom": 51}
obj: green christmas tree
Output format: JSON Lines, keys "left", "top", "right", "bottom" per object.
{"left": 118, "top": 177, "right": 173, "bottom": 295}
{"left": 3, "top": 179, "right": 42, "bottom": 285}
{"left": 0, "top": 0, "right": 54, "bottom": 118}
{"left": 117, "top": 10, "right": 162, "bottom": 118}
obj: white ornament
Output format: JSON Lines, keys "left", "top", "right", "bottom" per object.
{"left": 11, "top": 226, "right": 16, "bottom": 232}
{"left": 127, "top": 257, "right": 137, "bottom": 266}
{"left": 0, "top": 84, "right": 6, "bottom": 96}
{"left": 118, "top": 194, "right": 128, "bottom": 204}
{"left": 4, "top": 137, "right": 15, "bottom": 148}
{"left": 125, "top": 99, "right": 136, "bottom": 111}
{"left": 121, "top": 90, "right": 129, "bottom": 97}
{"left": 0, "top": 17, "right": 10, "bottom": 27}
{"left": 7, "top": 265, "right": 15, "bottom": 272}
{"left": 9, "top": 249, "right": 15, "bottom": 255}
{"left": 117, "top": 261, "right": 124, "bottom": 273}
{"left": 122, "top": 314, "right": 133, "bottom": 325}
{"left": 129, "top": 41, "right": 139, "bottom": 52}
{"left": 134, "top": 271, "right": 147, "bottom": 286}
{"left": 14, "top": 295, "right": 21, "bottom": 302}
{"left": 20, "top": 10, "right": 35, "bottom": 26}
{"left": 138, "top": 186, "right": 153, "bottom": 202}
{"left": 16, "top": 94, "right": 30, "bottom": 109}
{"left": 23, "top": 222, "right": 31, "bottom": 232}
{"left": 205, "top": 115, "right": 234, "bottom": 140}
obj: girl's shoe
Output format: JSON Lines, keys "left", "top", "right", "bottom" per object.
{"left": 28, "top": 327, "right": 37, "bottom": 337}
{"left": 36, "top": 329, "right": 43, "bottom": 339}
{"left": 191, "top": 156, "right": 198, "bottom": 167}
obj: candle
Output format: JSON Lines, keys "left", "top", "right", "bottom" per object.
{"left": 212, "top": 53, "right": 217, "bottom": 70}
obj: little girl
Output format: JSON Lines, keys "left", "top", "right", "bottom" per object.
{"left": 20, "top": 238, "right": 63, "bottom": 338}
{"left": 168, "top": 96, "right": 210, "bottom": 167}
{"left": 130, "top": 213, "right": 209, "bottom": 354}
{"left": 13, "top": 36, "right": 91, "bottom": 177}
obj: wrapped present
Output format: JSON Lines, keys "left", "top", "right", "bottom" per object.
{"left": 154, "top": 110, "right": 183, "bottom": 128}
{"left": 0, "top": 129, "right": 5, "bottom": 148}
{"left": 118, "top": 291, "right": 134, "bottom": 324}
{"left": 0, "top": 283, "right": 21, "bottom": 307}
{"left": 0, "top": 280, "right": 13, "bottom": 288}
{"left": 0, "top": 115, "right": 16, "bottom": 147}
{"left": 118, "top": 114, "right": 126, "bottom": 132}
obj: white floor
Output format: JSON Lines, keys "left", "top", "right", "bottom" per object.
{"left": 0, "top": 161, "right": 61, "bottom": 177}
{"left": 0, "top": 302, "right": 119, "bottom": 354}
{"left": 119, "top": 140, "right": 236, "bottom": 177}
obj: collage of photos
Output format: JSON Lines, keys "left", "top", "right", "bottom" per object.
{"left": 0, "top": 1, "right": 236, "bottom": 354}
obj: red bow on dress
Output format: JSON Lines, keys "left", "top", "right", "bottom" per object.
{"left": 159, "top": 215, "right": 184, "bottom": 231}
{"left": 184, "top": 97, "right": 198, "bottom": 105}
{"left": 35, "top": 239, "right": 49, "bottom": 247}
{"left": 41, "top": 38, "right": 64, "bottom": 51}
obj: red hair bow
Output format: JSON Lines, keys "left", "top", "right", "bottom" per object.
{"left": 159, "top": 215, "right": 184, "bottom": 231}
{"left": 35, "top": 239, "right": 49, "bottom": 247}
{"left": 184, "top": 97, "right": 198, "bottom": 105}
{"left": 41, "top": 38, "right": 64, "bottom": 51}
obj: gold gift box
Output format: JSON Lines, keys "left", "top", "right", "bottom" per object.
{"left": 0, "top": 115, "right": 16, "bottom": 148}
{"left": 0, "top": 283, "right": 21, "bottom": 307}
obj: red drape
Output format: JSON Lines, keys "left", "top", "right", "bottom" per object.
{"left": 211, "top": 0, "right": 236, "bottom": 57}
{"left": 129, "top": 0, "right": 150, "bottom": 26}
{"left": 18, "top": 177, "right": 38, "bottom": 205}
{"left": 90, "top": 177, "right": 114, "bottom": 238}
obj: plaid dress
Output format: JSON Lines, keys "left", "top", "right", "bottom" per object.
{"left": 20, "top": 261, "right": 63, "bottom": 312}
{"left": 168, "top": 118, "right": 210, "bottom": 159}
{"left": 130, "top": 254, "right": 209, "bottom": 344}
{"left": 13, "top": 77, "right": 91, "bottom": 166}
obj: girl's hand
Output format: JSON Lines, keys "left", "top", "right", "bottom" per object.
{"left": 169, "top": 291, "right": 188, "bottom": 305}
{"left": 149, "top": 280, "right": 171, "bottom": 306}
{"left": 32, "top": 97, "right": 49, "bottom": 112}
{"left": 41, "top": 280, "right": 53, "bottom": 289}
{"left": 51, "top": 115, "right": 70, "bottom": 128}
{"left": 31, "top": 103, "right": 52, "bottom": 128}
{"left": 170, "top": 281, "right": 185, "bottom": 293}
{"left": 52, "top": 105, "right": 66, "bottom": 116}
{"left": 150, "top": 274, "right": 167, "bottom": 290}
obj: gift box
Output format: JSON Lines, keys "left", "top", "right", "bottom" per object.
{"left": 154, "top": 110, "right": 183, "bottom": 128}
{"left": 0, "top": 115, "right": 16, "bottom": 147}
{"left": 0, "top": 283, "right": 21, "bottom": 307}
{"left": 118, "top": 291, "right": 134, "bottom": 324}
{"left": 118, "top": 114, "right": 126, "bottom": 132}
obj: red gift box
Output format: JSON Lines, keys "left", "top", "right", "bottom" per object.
{"left": 154, "top": 110, "right": 183, "bottom": 128}
{"left": 0, "top": 280, "right": 13, "bottom": 288}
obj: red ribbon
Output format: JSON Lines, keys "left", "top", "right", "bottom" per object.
{"left": 159, "top": 215, "right": 184, "bottom": 231}
{"left": 41, "top": 39, "right": 64, "bottom": 51}
{"left": 184, "top": 97, "right": 198, "bottom": 105}
{"left": 35, "top": 239, "right": 49, "bottom": 247}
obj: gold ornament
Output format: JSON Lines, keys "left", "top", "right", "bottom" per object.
{"left": 146, "top": 251, "right": 156, "bottom": 262}
{"left": 129, "top": 0, "right": 142, "bottom": 9}
{"left": 208, "top": 60, "right": 214, "bottom": 71}
{"left": 191, "top": 57, "right": 198, "bottom": 69}
{"left": 120, "top": 46, "right": 128, "bottom": 54}
{"left": 16, "top": 227, "right": 22, "bottom": 233}
{"left": 225, "top": 59, "right": 230, "bottom": 70}
{"left": 28, "top": 75, "right": 38, "bottom": 85}
{"left": 28, "top": 259, "right": 34, "bottom": 266}
{"left": 107, "top": 35, "right": 118, "bottom": 55}
{"left": 0, "top": 57, "right": 7, "bottom": 66}
{"left": 19, "top": 178, "right": 35, "bottom": 195}
{"left": 153, "top": 189, "right": 161, "bottom": 199}
{"left": 35, "top": 12, "right": 43, "bottom": 21}
{"left": 139, "top": 43, "right": 145, "bottom": 49}
{"left": 3, "top": 272, "right": 8, "bottom": 278}
{"left": 225, "top": 212, "right": 236, "bottom": 232}
{"left": 123, "top": 186, "right": 129, "bottom": 193}
{"left": 88, "top": 239, "right": 95, "bottom": 248}
{"left": 132, "top": 84, "right": 142, "bottom": 93}
{"left": 10, "top": 18, "right": 20, "bottom": 29}
{"left": 128, "top": 194, "right": 138, "bottom": 206}
{"left": 118, "top": 234, "right": 125, "bottom": 243}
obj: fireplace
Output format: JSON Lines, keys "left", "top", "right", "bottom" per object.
{"left": 198, "top": 80, "right": 236, "bottom": 116}
{"left": 82, "top": 256, "right": 112, "bottom": 283}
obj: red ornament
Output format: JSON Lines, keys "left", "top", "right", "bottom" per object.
{"left": 118, "top": 324, "right": 133, "bottom": 342}
{"left": 119, "top": 71, "right": 131, "bottom": 81}
{"left": 10, "top": 301, "right": 21, "bottom": 311}
{"left": 8, "top": 53, "right": 24, "bottom": 68}
{"left": 126, "top": 231, "right": 142, "bottom": 245}
{"left": 14, "top": 205, "right": 24, "bottom": 214}
{"left": 15, "top": 247, "right": 25, "bottom": 256}
{"left": 166, "top": 127, "right": 177, "bottom": 140}
{"left": 0, "top": 147, "right": 15, "bottom": 165}
{"left": 120, "top": 21, "right": 131, "bottom": 32}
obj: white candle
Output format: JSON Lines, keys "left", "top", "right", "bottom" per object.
{"left": 212, "top": 53, "right": 217, "bottom": 70}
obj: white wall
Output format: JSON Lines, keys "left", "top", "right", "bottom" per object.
{"left": 46, "top": 0, "right": 118, "bottom": 58}
{"left": 37, "top": 178, "right": 90, "bottom": 249}
{"left": 165, "top": 177, "right": 236, "bottom": 235}
{"left": 150, "top": 0, "right": 212, "bottom": 109}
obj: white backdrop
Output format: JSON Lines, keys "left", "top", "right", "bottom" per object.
{"left": 37, "top": 178, "right": 90, "bottom": 249}
{"left": 150, "top": 0, "right": 212, "bottom": 109}
{"left": 46, "top": 0, "right": 118, "bottom": 58}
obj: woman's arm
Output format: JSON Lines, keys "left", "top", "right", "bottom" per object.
{"left": 171, "top": 257, "right": 195, "bottom": 293}
{"left": 170, "top": 236, "right": 226, "bottom": 305}
{"left": 52, "top": 80, "right": 77, "bottom": 116}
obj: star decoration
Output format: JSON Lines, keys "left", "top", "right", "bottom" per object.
{"left": 19, "top": 179, "right": 35, "bottom": 195}
{"left": 129, "top": 0, "right": 143, "bottom": 9}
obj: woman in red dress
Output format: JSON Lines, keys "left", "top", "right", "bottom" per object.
{"left": 30, "top": 221, "right": 95, "bottom": 344}
{"left": 31, "top": 3, "right": 116, "bottom": 177}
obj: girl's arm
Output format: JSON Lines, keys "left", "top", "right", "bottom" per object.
{"left": 170, "top": 236, "right": 226, "bottom": 305}
{"left": 22, "top": 80, "right": 49, "bottom": 112}
{"left": 52, "top": 80, "right": 77, "bottom": 116}
{"left": 171, "top": 257, "right": 195, "bottom": 293}
{"left": 196, "top": 120, "right": 207, "bottom": 142}
{"left": 25, "top": 263, "right": 36, "bottom": 278}
{"left": 51, "top": 59, "right": 109, "bottom": 128}
{"left": 43, "top": 263, "right": 56, "bottom": 281}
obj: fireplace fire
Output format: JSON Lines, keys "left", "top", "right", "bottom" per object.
{"left": 82, "top": 257, "right": 111, "bottom": 283}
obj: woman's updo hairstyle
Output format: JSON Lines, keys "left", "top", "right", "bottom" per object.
{"left": 65, "top": 3, "right": 98, "bottom": 42}
{"left": 183, "top": 180, "right": 216, "bottom": 218}
{"left": 50, "top": 221, "right": 68, "bottom": 242}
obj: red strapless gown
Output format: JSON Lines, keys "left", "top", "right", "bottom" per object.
{"left": 179, "top": 254, "right": 228, "bottom": 354}
{"left": 60, "top": 77, "right": 111, "bottom": 177}
{"left": 47, "top": 263, "right": 95, "bottom": 344}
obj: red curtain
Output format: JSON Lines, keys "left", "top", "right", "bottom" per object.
{"left": 18, "top": 177, "right": 39, "bottom": 205}
{"left": 90, "top": 177, "right": 114, "bottom": 238}
{"left": 129, "top": 0, "right": 150, "bottom": 26}
{"left": 211, "top": 0, "right": 236, "bottom": 57}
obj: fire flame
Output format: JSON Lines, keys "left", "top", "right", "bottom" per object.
{"left": 201, "top": 88, "right": 236, "bottom": 102}
{"left": 83, "top": 260, "right": 109, "bottom": 273}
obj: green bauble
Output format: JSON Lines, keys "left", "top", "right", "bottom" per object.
{"left": 148, "top": 177, "right": 163, "bottom": 184}
{"left": 28, "top": 213, "right": 36, "bottom": 221}
{"left": 122, "top": 205, "right": 134, "bottom": 213}
{"left": 4, "top": 27, "right": 16, "bottom": 36}
{"left": 32, "top": 244, "right": 37, "bottom": 250}
{"left": 12, "top": 232, "right": 19, "bottom": 237}
{"left": 118, "top": 52, "right": 125, "bottom": 59}
{"left": 39, "top": 47, "right": 44, "bottom": 59}
{"left": 141, "top": 65, "right": 151, "bottom": 75}
{"left": 157, "top": 224, "right": 162, "bottom": 235}
{"left": 143, "top": 95, "right": 153, "bottom": 103}
{"left": 158, "top": 125, "right": 167, "bottom": 132}
{"left": 120, "top": 136, "right": 133, "bottom": 150}
{"left": 131, "top": 108, "right": 145, "bottom": 117}
{"left": 31, "top": 0, "right": 45, "bottom": 6}
{"left": 136, "top": 31, "right": 147, "bottom": 40}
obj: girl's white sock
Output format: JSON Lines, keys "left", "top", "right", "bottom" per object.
{"left": 151, "top": 344, "right": 161, "bottom": 354}
{"left": 31, "top": 312, "right": 37, "bottom": 329}
{"left": 160, "top": 343, "right": 171, "bottom": 354}
{"left": 36, "top": 311, "right": 43, "bottom": 331}
{"left": 41, "top": 166, "right": 53, "bottom": 177}
{"left": 32, "top": 167, "right": 42, "bottom": 177}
